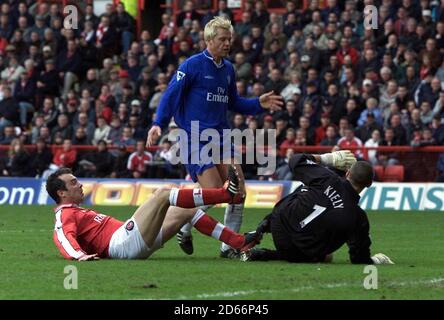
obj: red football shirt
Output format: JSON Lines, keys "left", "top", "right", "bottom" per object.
{"left": 52, "top": 204, "right": 124, "bottom": 260}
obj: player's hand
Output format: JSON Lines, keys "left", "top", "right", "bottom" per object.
{"left": 371, "top": 253, "right": 394, "bottom": 265}
{"left": 146, "top": 125, "right": 162, "bottom": 147}
{"left": 259, "top": 91, "right": 284, "bottom": 111}
{"left": 78, "top": 253, "right": 100, "bottom": 261}
{"left": 331, "top": 150, "right": 357, "bottom": 171}
{"left": 320, "top": 150, "right": 356, "bottom": 171}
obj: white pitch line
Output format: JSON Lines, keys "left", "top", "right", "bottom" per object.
{"left": 144, "top": 277, "right": 444, "bottom": 300}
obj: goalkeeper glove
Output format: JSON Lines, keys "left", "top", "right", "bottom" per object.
{"left": 371, "top": 253, "right": 395, "bottom": 265}
{"left": 320, "top": 150, "right": 357, "bottom": 171}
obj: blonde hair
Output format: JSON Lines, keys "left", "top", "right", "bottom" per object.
{"left": 204, "top": 16, "right": 233, "bottom": 41}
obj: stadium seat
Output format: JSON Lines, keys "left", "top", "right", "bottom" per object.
{"left": 383, "top": 165, "right": 405, "bottom": 182}
{"left": 373, "top": 165, "right": 384, "bottom": 181}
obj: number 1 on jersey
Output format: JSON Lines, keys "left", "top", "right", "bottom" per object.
{"left": 300, "top": 205, "right": 327, "bottom": 228}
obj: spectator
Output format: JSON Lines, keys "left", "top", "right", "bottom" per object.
{"left": 315, "top": 113, "right": 332, "bottom": 145}
{"left": 1, "top": 55, "right": 25, "bottom": 85}
{"left": 107, "top": 117, "right": 123, "bottom": 146}
{"left": 0, "top": 125, "right": 16, "bottom": 145}
{"left": 57, "top": 39, "right": 82, "bottom": 99}
{"left": 214, "top": 0, "right": 233, "bottom": 21}
{"left": 79, "top": 4, "right": 99, "bottom": 30}
{"left": 152, "top": 140, "right": 180, "bottom": 178}
{"left": 233, "top": 52, "right": 252, "bottom": 82}
{"left": 283, "top": 99, "right": 300, "bottom": 129}
{"left": 275, "top": 148, "right": 294, "bottom": 180}
{"left": 411, "top": 127, "right": 436, "bottom": 147}
{"left": 344, "top": 98, "right": 361, "bottom": 127}
{"left": 420, "top": 100, "right": 434, "bottom": 125}
{"left": 36, "top": 59, "right": 59, "bottom": 103}
{"left": 3, "top": 138, "right": 30, "bottom": 176}
{"left": 251, "top": 0, "right": 270, "bottom": 29}
{"left": 297, "top": 116, "right": 315, "bottom": 145}
{"left": 76, "top": 139, "right": 114, "bottom": 178}
{"left": 320, "top": 124, "right": 339, "bottom": 146}
{"left": 29, "top": 138, "right": 52, "bottom": 177}
{"left": 74, "top": 112, "right": 95, "bottom": 143}
{"left": 95, "top": 15, "right": 117, "bottom": 60}
{"left": 431, "top": 115, "right": 444, "bottom": 145}
{"left": 0, "top": 86, "right": 19, "bottom": 133}
{"left": 115, "top": 2, "right": 135, "bottom": 54}
{"left": 337, "top": 127, "right": 364, "bottom": 158}
{"left": 80, "top": 68, "right": 102, "bottom": 99}
{"left": 14, "top": 71, "right": 36, "bottom": 129}
{"left": 119, "top": 126, "right": 136, "bottom": 147}
{"left": 92, "top": 117, "right": 111, "bottom": 146}
{"left": 43, "top": 139, "right": 77, "bottom": 178}
{"left": 72, "top": 127, "right": 89, "bottom": 145}
{"left": 357, "top": 97, "right": 383, "bottom": 127}
{"left": 235, "top": 12, "right": 253, "bottom": 39}
{"left": 281, "top": 72, "right": 301, "bottom": 102}
{"left": 364, "top": 129, "right": 382, "bottom": 165}
{"left": 127, "top": 140, "right": 153, "bottom": 178}
{"left": 110, "top": 144, "right": 131, "bottom": 178}
{"left": 51, "top": 113, "right": 73, "bottom": 143}
{"left": 177, "top": 0, "right": 201, "bottom": 28}
{"left": 279, "top": 128, "right": 297, "bottom": 157}
{"left": 389, "top": 113, "right": 408, "bottom": 145}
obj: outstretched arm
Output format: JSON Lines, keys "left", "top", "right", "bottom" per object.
{"left": 228, "top": 66, "right": 283, "bottom": 115}
{"left": 307, "top": 150, "right": 357, "bottom": 171}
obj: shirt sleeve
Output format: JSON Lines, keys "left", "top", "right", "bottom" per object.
{"left": 288, "top": 153, "right": 335, "bottom": 186}
{"left": 53, "top": 209, "right": 86, "bottom": 260}
{"left": 227, "top": 65, "right": 263, "bottom": 115}
{"left": 346, "top": 209, "right": 373, "bottom": 264}
{"left": 153, "top": 60, "right": 192, "bottom": 129}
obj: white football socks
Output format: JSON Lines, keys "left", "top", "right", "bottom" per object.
{"left": 221, "top": 203, "right": 244, "bottom": 252}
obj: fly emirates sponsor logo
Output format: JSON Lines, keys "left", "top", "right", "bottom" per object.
{"left": 207, "top": 87, "right": 229, "bottom": 103}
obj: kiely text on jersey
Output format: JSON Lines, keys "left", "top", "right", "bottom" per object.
{"left": 324, "top": 186, "right": 344, "bottom": 208}
{"left": 207, "top": 87, "right": 229, "bottom": 103}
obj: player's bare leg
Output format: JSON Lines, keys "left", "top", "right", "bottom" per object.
{"left": 132, "top": 188, "right": 171, "bottom": 247}
{"left": 133, "top": 185, "right": 243, "bottom": 248}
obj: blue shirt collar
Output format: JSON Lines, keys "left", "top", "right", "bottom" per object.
{"left": 203, "top": 49, "right": 225, "bottom": 68}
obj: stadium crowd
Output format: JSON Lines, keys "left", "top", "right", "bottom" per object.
{"left": 0, "top": 0, "right": 444, "bottom": 181}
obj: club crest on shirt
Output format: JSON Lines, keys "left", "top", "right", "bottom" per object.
{"left": 125, "top": 221, "right": 134, "bottom": 231}
{"left": 176, "top": 71, "right": 185, "bottom": 81}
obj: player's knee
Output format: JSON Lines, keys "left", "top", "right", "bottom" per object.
{"left": 153, "top": 187, "right": 171, "bottom": 201}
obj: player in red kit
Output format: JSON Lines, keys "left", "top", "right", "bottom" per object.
{"left": 46, "top": 167, "right": 259, "bottom": 261}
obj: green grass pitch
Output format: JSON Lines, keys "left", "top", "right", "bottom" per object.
{"left": 0, "top": 205, "right": 443, "bottom": 300}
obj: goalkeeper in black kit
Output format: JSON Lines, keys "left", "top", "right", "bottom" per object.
{"left": 242, "top": 151, "right": 394, "bottom": 265}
